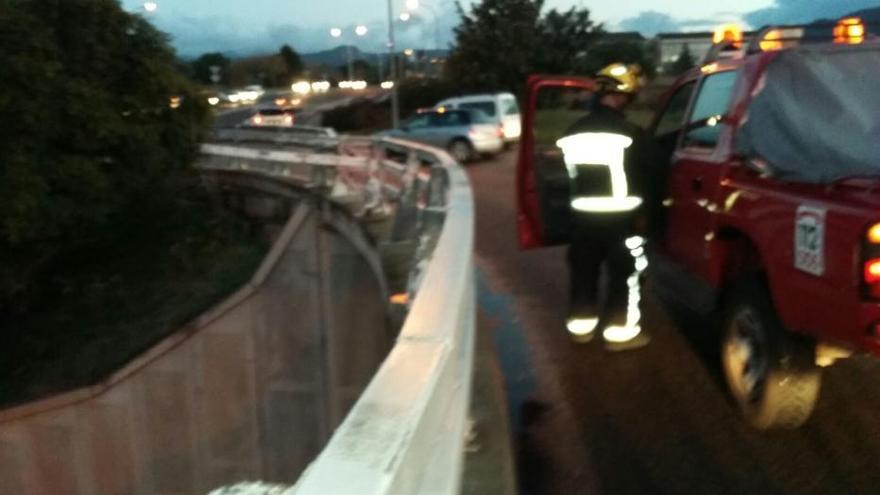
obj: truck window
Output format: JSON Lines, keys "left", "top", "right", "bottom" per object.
{"left": 460, "top": 101, "right": 497, "bottom": 117}
{"left": 685, "top": 71, "right": 738, "bottom": 147}
{"left": 654, "top": 81, "right": 696, "bottom": 138}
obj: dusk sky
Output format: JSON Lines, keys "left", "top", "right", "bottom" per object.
{"left": 120, "top": 0, "right": 880, "bottom": 57}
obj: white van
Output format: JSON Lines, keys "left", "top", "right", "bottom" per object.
{"left": 435, "top": 93, "right": 521, "bottom": 146}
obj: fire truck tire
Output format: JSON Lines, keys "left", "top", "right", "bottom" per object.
{"left": 720, "top": 280, "right": 821, "bottom": 430}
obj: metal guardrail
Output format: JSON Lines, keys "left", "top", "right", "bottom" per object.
{"left": 199, "top": 131, "right": 476, "bottom": 495}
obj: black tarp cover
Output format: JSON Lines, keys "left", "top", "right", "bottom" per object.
{"left": 736, "top": 45, "right": 880, "bottom": 183}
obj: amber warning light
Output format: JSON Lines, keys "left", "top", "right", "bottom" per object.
{"left": 834, "top": 17, "right": 865, "bottom": 44}
{"left": 713, "top": 24, "right": 744, "bottom": 48}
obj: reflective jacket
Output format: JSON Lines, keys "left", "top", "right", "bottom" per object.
{"left": 557, "top": 104, "right": 653, "bottom": 218}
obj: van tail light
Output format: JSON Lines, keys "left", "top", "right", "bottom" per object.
{"left": 253, "top": 115, "right": 263, "bottom": 124}
{"left": 862, "top": 222, "right": 880, "bottom": 299}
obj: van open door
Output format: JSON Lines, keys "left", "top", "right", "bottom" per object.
{"left": 516, "top": 75, "right": 597, "bottom": 249}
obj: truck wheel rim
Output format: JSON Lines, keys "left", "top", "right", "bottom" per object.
{"left": 725, "top": 308, "right": 768, "bottom": 405}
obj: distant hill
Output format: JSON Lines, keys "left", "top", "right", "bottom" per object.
{"left": 847, "top": 6, "right": 880, "bottom": 23}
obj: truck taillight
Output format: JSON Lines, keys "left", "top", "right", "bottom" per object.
{"left": 862, "top": 223, "right": 880, "bottom": 299}
{"left": 865, "top": 259, "right": 880, "bottom": 284}
{"left": 868, "top": 223, "right": 880, "bottom": 243}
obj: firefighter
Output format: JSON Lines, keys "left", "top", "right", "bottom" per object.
{"left": 559, "top": 63, "right": 652, "bottom": 351}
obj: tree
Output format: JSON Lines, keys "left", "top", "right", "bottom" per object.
{"left": 445, "top": 0, "right": 603, "bottom": 94}
{"left": 445, "top": 0, "right": 544, "bottom": 93}
{"left": 670, "top": 43, "right": 696, "bottom": 75}
{"left": 191, "top": 52, "right": 230, "bottom": 85}
{"left": 279, "top": 44, "right": 304, "bottom": 80}
{"left": 0, "top": 0, "right": 208, "bottom": 312}
{"left": 533, "top": 8, "right": 603, "bottom": 75}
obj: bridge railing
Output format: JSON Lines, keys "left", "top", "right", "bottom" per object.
{"left": 290, "top": 137, "right": 475, "bottom": 495}
{"left": 200, "top": 132, "right": 476, "bottom": 495}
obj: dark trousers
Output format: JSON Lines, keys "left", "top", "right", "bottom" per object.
{"left": 568, "top": 216, "right": 643, "bottom": 328}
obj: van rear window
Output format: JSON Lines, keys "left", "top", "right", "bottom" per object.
{"left": 459, "top": 101, "right": 497, "bottom": 117}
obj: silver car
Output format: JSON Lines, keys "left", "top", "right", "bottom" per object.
{"left": 382, "top": 109, "right": 504, "bottom": 162}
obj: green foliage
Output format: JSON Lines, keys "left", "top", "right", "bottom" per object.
{"left": 227, "top": 54, "right": 287, "bottom": 87}
{"left": 0, "top": 0, "right": 209, "bottom": 313}
{"left": 445, "top": 0, "right": 544, "bottom": 94}
{"left": 191, "top": 52, "right": 230, "bottom": 85}
{"left": 279, "top": 44, "right": 304, "bottom": 79}
{"left": 533, "top": 8, "right": 603, "bottom": 75}
{"left": 445, "top": 0, "right": 603, "bottom": 95}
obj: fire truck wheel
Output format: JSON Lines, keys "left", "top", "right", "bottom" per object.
{"left": 720, "top": 280, "right": 821, "bottom": 430}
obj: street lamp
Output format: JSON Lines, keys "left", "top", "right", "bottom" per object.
{"left": 387, "top": 0, "right": 400, "bottom": 128}
{"left": 143, "top": 1, "right": 158, "bottom": 12}
{"left": 405, "top": 0, "right": 441, "bottom": 50}
{"left": 331, "top": 26, "right": 369, "bottom": 82}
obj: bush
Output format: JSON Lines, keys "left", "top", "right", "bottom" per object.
{"left": 0, "top": 0, "right": 209, "bottom": 314}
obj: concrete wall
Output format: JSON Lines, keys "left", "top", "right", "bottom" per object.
{"left": 0, "top": 177, "right": 392, "bottom": 495}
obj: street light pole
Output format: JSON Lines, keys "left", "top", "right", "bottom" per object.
{"left": 387, "top": 0, "right": 400, "bottom": 128}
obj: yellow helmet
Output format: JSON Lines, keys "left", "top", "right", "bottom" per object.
{"left": 596, "top": 63, "right": 644, "bottom": 95}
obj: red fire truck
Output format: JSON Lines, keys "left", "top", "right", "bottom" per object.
{"left": 517, "top": 18, "right": 880, "bottom": 429}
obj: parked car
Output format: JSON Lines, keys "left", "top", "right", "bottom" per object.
{"left": 516, "top": 18, "right": 880, "bottom": 429}
{"left": 243, "top": 107, "right": 295, "bottom": 127}
{"left": 435, "top": 92, "right": 522, "bottom": 146}
{"left": 381, "top": 108, "right": 504, "bottom": 162}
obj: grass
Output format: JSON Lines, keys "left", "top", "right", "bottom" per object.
{"left": 0, "top": 190, "right": 268, "bottom": 408}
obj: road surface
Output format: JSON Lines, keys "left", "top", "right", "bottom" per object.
{"left": 212, "top": 88, "right": 386, "bottom": 129}
{"left": 471, "top": 149, "right": 880, "bottom": 495}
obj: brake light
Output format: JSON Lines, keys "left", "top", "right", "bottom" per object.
{"left": 275, "top": 98, "right": 287, "bottom": 106}
{"left": 253, "top": 115, "right": 263, "bottom": 124}
{"left": 284, "top": 115, "right": 294, "bottom": 124}
{"left": 834, "top": 17, "right": 865, "bottom": 44}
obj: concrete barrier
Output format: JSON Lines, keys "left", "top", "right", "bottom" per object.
{"left": 0, "top": 175, "right": 392, "bottom": 495}
{"left": 290, "top": 138, "right": 476, "bottom": 495}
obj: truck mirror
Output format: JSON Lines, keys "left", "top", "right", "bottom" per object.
{"left": 517, "top": 76, "right": 597, "bottom": 249}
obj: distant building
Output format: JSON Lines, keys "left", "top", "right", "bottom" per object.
{"left": 656, "top": 31, "right": 757, "bottom": 72}
{"left": 656, "top": 32, "right": 715, "bottom": 68}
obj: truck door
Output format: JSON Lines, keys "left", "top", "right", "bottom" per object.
{"left": 516, "top": 75, "right": 597, "bottom": 249}
{"left": 665, "top": 70, "right": 739, "bottom": 279}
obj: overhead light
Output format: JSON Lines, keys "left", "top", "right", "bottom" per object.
{"left": 400, "top": 12, "right": 411, "bottom": 22}
{"left": 355, "top": 25, "right": 368, "bottom": 36}
{"left": 330, "top": 27, "right": 342, "bottom": 38}
{"left": 406, "top": 0, "right": 419, "bottom": 10}
{"left": 143, "top": 1, "right": 158, "bottom": 13}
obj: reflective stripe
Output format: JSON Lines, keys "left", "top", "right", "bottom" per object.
{"left": 557, "top": 132, "right": 642, "bottom": 214}
{"left": 566, "top": 317, "right": 599, "bottom": 336}
{"left": 602, "top": 236, "right": 647, "bottom": 343}
{"left": 571, "top": 197, "right": 643, "bottom": 213}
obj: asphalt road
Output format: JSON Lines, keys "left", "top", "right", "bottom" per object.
{"left": 471, "top": 149, "right": 880, "bottom": 495}
{"left": 211, "top": 88, "right": 386, "bottom": 129}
